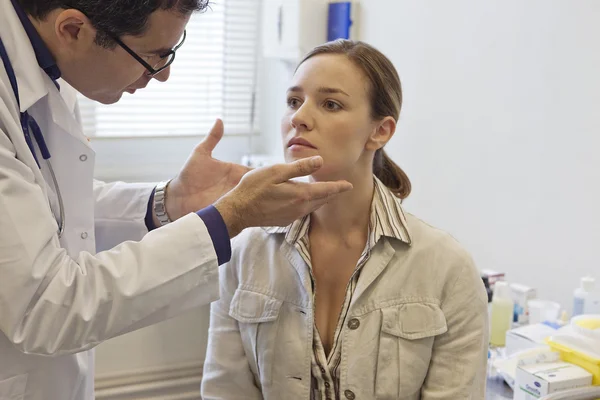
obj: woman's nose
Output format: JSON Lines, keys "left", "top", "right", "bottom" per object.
{"left": 291, "top": 104, "right": 313, "bottom": 131}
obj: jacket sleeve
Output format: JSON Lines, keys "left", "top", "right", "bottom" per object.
{"left": 0, "top": 120, "right": 221, "bottom": 356}
{"left": 201, "top": 243, "right": 263, "bottom": 400}
{"left": 420, "top": 256, "right": 489, "bottom": 399}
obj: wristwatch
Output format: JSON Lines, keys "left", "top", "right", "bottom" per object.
{"left": 153, "top": 180, "right": 172, "bottom": 226}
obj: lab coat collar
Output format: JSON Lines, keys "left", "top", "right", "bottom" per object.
{"left": 0, "top": 0, "right": 52, "bottom": 113}
{"left": 9, "top": 0, "right": 61, "bottom": 83}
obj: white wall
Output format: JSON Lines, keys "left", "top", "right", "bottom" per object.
{"left": 259, "top": 0, "right": 600, "bottom": 310}
{"left": 355, "top": 0, "right": 600, "bottom": 309}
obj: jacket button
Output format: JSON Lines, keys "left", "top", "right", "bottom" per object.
{"left": 81, "top": 232, "right": 88, "bottom": 239}
{"left": 344, "top": 389, "right": 356, "bottom": 400}
{"left": 79, "top": 154, "right": 88, "bottom": 162}
{"left": 347, "top": 318, "right": 360, "bottom": 330}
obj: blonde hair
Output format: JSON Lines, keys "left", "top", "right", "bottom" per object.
{"left": 298, "top": 40, "right": 411, "bottom": 200}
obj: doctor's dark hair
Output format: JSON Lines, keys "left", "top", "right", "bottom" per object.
{"left": 298, "top": 40, "right": 411, "bottom": 200}
{"left": 16, "top": 0, "right": 209, "bottom": 48}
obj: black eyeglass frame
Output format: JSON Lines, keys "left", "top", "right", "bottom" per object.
{"left": 108, "top": 30, "right": 187, "bottom": 76}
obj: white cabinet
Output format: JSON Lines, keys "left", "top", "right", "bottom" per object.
{"left": 262, "top": 0, "right": 328, "bottom": 62}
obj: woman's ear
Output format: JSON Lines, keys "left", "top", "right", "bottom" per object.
{"left": 365, "top": 116, "right": 396, "bottom": 151}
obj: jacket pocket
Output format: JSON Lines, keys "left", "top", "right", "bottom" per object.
{"left": 229, "top": 288, "right": 283, "bottom": 387}
{"left": 376, "top": 303, "right": 447, "bottom": 399}
{"left": 0, "top": 374, "right": 27, "bottom": 400}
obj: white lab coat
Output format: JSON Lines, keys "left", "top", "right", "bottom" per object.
{"left": 0, "top": 2, "right": 220, "bottom": 399}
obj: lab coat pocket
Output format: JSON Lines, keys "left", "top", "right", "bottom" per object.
{"left": 0, "top": 374, "right": 27, "bottom": 400}
{"left": 229, "top": 288, "right": 283, "bottom": 388}
{"left": 376, "top": 303, "right": 447, "bottom": 399}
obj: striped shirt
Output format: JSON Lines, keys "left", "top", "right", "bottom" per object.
{"left": 265, "top": 177, "right": 411, "bottom": 400}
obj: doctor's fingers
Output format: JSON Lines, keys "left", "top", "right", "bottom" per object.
{"left": 195, "top": 119, "right": 224, "bottom": 154}
{"left": 268, "top": 156, "right": 325, "bottom": 182}
{"left": 293, "top": 180, "right": 354, "bottom": 204}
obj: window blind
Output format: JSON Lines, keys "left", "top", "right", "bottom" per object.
{"left": 77, "top": 0, "right": 260, "bottom": 138}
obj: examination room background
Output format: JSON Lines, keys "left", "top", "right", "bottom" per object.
{"left": 90, "top": 0, "right": 600, "bottom": 396}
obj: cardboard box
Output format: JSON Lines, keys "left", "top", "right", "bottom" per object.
{"left": 515, "top": 362, "right": 593, "bottom": 400}
{"left": 481, "top": 269, "right": 505, "bottom": 292}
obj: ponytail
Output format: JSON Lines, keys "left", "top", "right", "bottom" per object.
{"left": 373, "top": 149, "right": 411, "bottom": 200}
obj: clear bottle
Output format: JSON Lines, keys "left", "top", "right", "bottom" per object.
{"left": 490, "top": 281, "right": 514, "bottom": 347}
{"left": 583, "top": 288, "right": 600, "bottom": 314}
{"left": 573, "top": 277, "right": 595, "bottom": 317}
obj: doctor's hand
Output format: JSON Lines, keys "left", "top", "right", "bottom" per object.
{"left": 214, "top": 156, "right": 353, "bottom": 238}
{"left": 163, "top": 119, "right": 251, "bottom": 221}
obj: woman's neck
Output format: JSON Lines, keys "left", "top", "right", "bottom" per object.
{"left": 309, "top": 170, "right": 374, "bottom": 242}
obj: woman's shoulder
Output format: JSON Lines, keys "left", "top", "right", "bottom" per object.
{"left": 399, "top": 213, "right": 485, "bottom": 306}
{"left": 402, "top": 211, "right": 475, "bottom": 269}
{"left": 229, "top": 227, "right": 287, "bottom": 264}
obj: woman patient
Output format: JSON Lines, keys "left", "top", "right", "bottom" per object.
{"left": 201, "top": 40, "right": 488, "bottom": 400}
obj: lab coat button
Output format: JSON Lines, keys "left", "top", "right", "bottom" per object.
{"left": 347, "top": 318, "right": 360, "bottom": 330}
{"left": 81, "top": 232, "right": 88, "bottom": 239}
{"left": 344, "top": 390, "right": 356, "bottom": 400}
{"left": 79, "top": 154, "right": 88, "bottom": 162}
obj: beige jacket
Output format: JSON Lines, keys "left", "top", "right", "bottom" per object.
{"left": 202, "top": 201, "right": 489, "bottom": 400}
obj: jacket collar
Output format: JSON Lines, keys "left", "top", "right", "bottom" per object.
{"left": 0, "top": 0, "right": 56, "bottom": 112}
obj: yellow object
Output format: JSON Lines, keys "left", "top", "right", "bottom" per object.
{"left": 489, "top": 282, "right": 513, "bottom": 347}
{"left": 575, "top": 318, "right": 600, "bottom": 330}
{"left": 547, "top": 339, "right": 600, "bottom": 386}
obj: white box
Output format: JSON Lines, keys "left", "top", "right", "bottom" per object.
{"left": 505, "top": 324, "right": 556, "bottom": 356}
{"left": 262, "top": 0, "right": 328, "bottom": 61}
{"left": 511, "top": 283, "right": 537, "bottom": 324}
{"left": 515, "top": 362, "right": 592, "bottom": 400}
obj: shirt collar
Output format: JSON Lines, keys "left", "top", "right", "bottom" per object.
{"left": 10, "top": 0, "right": 61, "bottom": 82}
{"left": 263, "top": 177, "right": 412, "bottom": 246}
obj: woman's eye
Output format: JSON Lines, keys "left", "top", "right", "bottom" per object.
{"left": 324, "top": 101, "right": 341, "bottom": 111}
{"left": 287, "top": 98, "right": 301, "bottom": 108}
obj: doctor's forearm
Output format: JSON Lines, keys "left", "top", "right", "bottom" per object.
{"left": 2, "top": 214, "right": 220, "bottom": 356}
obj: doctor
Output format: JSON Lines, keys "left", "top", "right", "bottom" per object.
{"left": 0, "top": 0, "right": 352, "bottom": 399}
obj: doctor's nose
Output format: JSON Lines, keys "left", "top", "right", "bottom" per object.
{"left": 153, "top": 65, "right": 171, "bottom": 82}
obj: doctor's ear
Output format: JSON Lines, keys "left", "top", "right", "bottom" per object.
{"left": 54, "top": 9, "right": 97, "bottom": 50}
{"left": 365, "top": 116, "right": 396, "bottom": 152}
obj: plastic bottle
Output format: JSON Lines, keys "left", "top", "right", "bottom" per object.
{"left": 573, "top": 277, "right": 595, "bottom": 317}
{"left": 583, "top": 288, "right": 600, "bottom": 314}
{"left": 490, "top": 281, "right": 514, "bottom": 347}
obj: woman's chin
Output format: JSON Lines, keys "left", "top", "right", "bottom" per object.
{"left": 284, "top": 149, "right": 319, "bottom": 163}
{"left": 283, "top": 153, "right": 343, "bottom": 181}
{"left": 308, "top": 168, "right": 341, "bottom": 183}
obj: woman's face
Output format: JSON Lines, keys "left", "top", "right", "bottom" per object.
{"left": 281, "top": 54, "right": 388, "bottom": 181}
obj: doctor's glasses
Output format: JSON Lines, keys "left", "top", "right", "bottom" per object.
{"left": 108, "top": 30, "right": 186, "bottom": 77}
